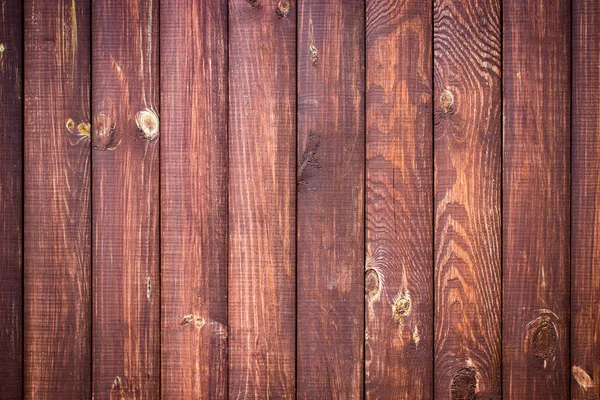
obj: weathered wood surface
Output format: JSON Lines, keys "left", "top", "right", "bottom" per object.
{"left": 297, "top": 0, "right": 365, "bottom": 398}
{"left": 572, "top": 1, "right": 600, "bottom": 398}
{"left": 228, "top": 0, "right": 296, "bottom": 398}
{"left": 365, "top": 0, "right": 433, "bottom": 398}
{"left": 161, "top": 0, "right": 228, "bottom": 398}
{"left": 92, "top": 0, "right": 160, "bottom": 398}
{"left": 0, "top": 1, "right": 23, "bottom": 398}
{"left": 503, "top": 0, "right": 571, "bottom": 398}
{"left": 24, "top": 0, "right": 92, "bottom": 397}
{"left": 433, "top": 0, "right": 502, "bottom": 398}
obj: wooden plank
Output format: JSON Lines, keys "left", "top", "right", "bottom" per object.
{"left": 572, "top": 1, "right": 600, "bottom": 398}
{"left": 24, "top": 0, "right": 92, "bottom": 397}
{"left": 503, "top": 0, "right": 570, "bottom": 398}
{"left": 433, "top": 0, "right": 502, "bottom": 398}
{"left": 228, "top": 0, "right": 296, "bottom": 397}
{"left": 160, "top": 0, "right": 228, "bottom": 398}
{"left": 91, "top": 0, "right": 160, "bottom": 397}
{"left": 0, "top": 2, "right": 23, "bottom": 398}
{"left": 297, "top": 0, "right": 365, "bottom": 398}
{"left": 364, "top": 0, "right": 433, "bottom": 397}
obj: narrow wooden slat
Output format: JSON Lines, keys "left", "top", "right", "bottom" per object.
{"left": 228, "top": 0, "right": 296, "bottom": 397}
{"left": 92, "top": 0, "right": 160, "bottom": 397}
{"left": 161, "top": 1, "right": 228, "bottom": 397}
{"left": 24, "top": 0, "right": 91, "bottom": 397}
{"left": 433, "top": 0, "right": 502, "bottom": 398}
{"left": 503, "top": 0, "right": 570, "bottom": 398}
{"left": 0, "top": 2, "right": 23, "bottom": 398}
{"left": 365, "top": 0, "right": 433, "bottom": 397}
{"left": 572, "top": 1, "right": 600, "bottom": 398}
{"left": 297, "top": 0, "right": 365, "bottom": 397}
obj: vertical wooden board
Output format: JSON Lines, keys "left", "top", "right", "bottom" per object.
{"left": 572, "top": 1, "right": 600, "bottom": 398}
{"left": 161, "top": 0, "right": 228, "bottom": 398}
{"left": 24, "top": 0, "right": 91, "bottom": 397}
{"left": 365, "top": 0, "right": 433, "bottom": 398}
{"left": 92, "top": 0, "right": 160, "bottom": 397}
{"left": 228, "top": 0, "right": 296, "bottom": 397}
{"left": 433, "top": 0, "right": 502, "bottom": 398}
{"left": 503, "top": 0, "right": 570, "bottom": 398}
{"left": 297, "top": 0, "right": 365, "bottom": 398}
{"left": 0, "top": 2, "right": 23, "bottom": 398}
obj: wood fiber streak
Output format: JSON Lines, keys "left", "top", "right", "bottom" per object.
{"left": 433, "top": 0, "right": 502, "bottom": 398}
{"left": 228, "top": 0, "right": 296, "bottom": 398}
{"left": 0, "top": 1, "right": 23, "bottom": 398}
{"left": 92, "top": 0, "right": 160, "bottom": 398}
{"left": 161, "top": 0, "right": 228, "bottom": 398}
{"left": 572, "top": 1, "right": 600, "bottom": 398}
{"left": 365, "top": 0, "right": 433, "bottom": 398}
{"left": 297, "top": 0, "right": 365, "bottom": 398}
{"left": 503, "top": 0, "right": 570, "bottom": 398}
{"left": 24, "top": 0, "right": 91, "bottom": 397}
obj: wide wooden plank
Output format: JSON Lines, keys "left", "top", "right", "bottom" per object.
{"left": 433, "top": 0, "right": 502, "bottom": 398}
{"left": 365, "top": 0, "right": 433, "bottom": 397}
{"left": 24, "top": 0, "right": 92, "bottom": 397}
{"left": 503, "top": 0, "right": 570, "bottom": 398}
{"left": 92, "top": 0, "right": 160, "bottom": 397}
{"left": 297, "top": 1, "right": 365, "bottom": 398}
{"left": 0, "top": 2, "right": 23, "bottom": 398}
{"left": 161, "top": 1, "right": 228, "bottom": 398}
{"left": 572, "top": 1, "right": 600, "bottom": 398}
{"left": 228, "top": 0, "right": 296, "bottom": 397}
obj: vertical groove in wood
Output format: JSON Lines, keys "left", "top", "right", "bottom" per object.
{"left": 365, "top": 0, "right": 433, "bottom": 398}
{"left": 24, "top": 0, "right": 92, "bottom": 397}
{"left": 503, "top": 0, "right": 570, "bottom": 398}
{"left": 160, "top": 0, "right": 229, "bottom": 398}
{"left": 572, "top": 1, "right": 600, "bottom": 398}
{"left": 228, "top": 0, "right": 296, "bottom": 397}
{"left": 0, "top": 1, "right": 23, "bottom": 398}
{"left": 296, "top": 0, "right": 365, "bottom": 398}
{"left": 433, "top": 0, "right": 502, "bottom": 398}
{"left": 91, "top": 0, "right": 160, "bottom": 397}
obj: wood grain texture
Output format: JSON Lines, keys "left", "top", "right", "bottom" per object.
{"left": 297, "top": 0, "right": 365, "bottom": 398}
{"left": 0, "top": 1, "right": 23, "bottom": 398}
{"left": 24, "top": 0, "right": 91, "bottom": 397}
{"left": 92, "top": 0, "right": 160, "bottom": 398}
{"left": 433, "top": 0, "right": 502, "bottom": 398}
{"left": 365, "top": 0, "right": 433, "bottom": 398}
{"left": 161, "top": 0, "right": 228, "bottom": 398}
{"left": 572, "top": 1, "right": 600, "bottom": 398}
{"left": 503, "top": 0, "right": 570, "bottom": 398}
{"left": 228, "top": 0, "right": 296, "bottom": 398}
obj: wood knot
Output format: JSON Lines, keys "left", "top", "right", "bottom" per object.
{"left": 93, "top": 113, "right": 116, "bottom": 150}
{"left": 0, "top": 43, "right": 5, "bottom": 53}
{"left": 450, "top": 368, "right": 477, "bottom": 400}
{"left": 393, "top": 293, "right": 411, "bottom": 323}
{"left": 309, "top": 44, "right": 318, "bottom": 66}
{"left": 181, "top": 314, "right": 205, "bottom": 329}
{"left": 66, "top": 118, "right": 75, "bottom": 132}
{"left": 77, "top": 122, "right": 90, "bottom": 137}
{"left": 572, "top": 365, "right": 594, "bottom": 391}
{"left": 365, "top": 269, "right": 380, "bottom": 303}
{"left": 276, "top": 0, "right": 291, "bottom": 17}
{"left": 532, "top": 317, "right": 557, "bottom": 360}
{"left": 247, "top": 0, "right": 260, "bottom": 7}
{"left": 135, "top": 109, "right": 159, "bottom": 141}
{"left": 440, "top": 89, "right": 454, "bottom": 112}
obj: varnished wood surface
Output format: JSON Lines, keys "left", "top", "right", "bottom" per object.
{"left": 572, "top": 1, "right": 600, "bottom": 398}
{"left": 297, "top": 0, "right": 365, "bottom": 398}
{"left": 365, "top": 0, "right": 433, "bottom": 398}
{"left": 92, "top": 0, "right": 160, "bottom": 398}
{"left": 161, "top": 0, "right": 229, "bottom": 398}
{"left": 503, "top": 0, "right": 571, "bottom": 398}
{"left": 24, "top": 0, "right": 92, "bottom": 397}
{"left": 433, "top": 0, "right": 502, "bottom": 398}
{"left": 228, "top": 0, "right": 296, "bottom": 398}
{"left": 0, "top": 1, "right": 23, "bottom": 398}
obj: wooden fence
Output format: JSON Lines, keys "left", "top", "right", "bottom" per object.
{"left": 0, "top": 0, "right": 598, "bottom": 398}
